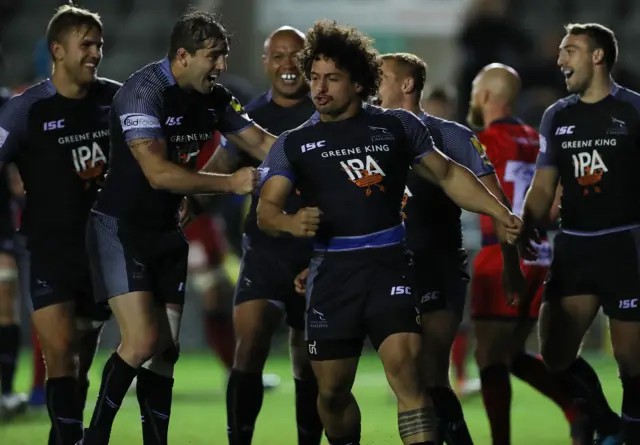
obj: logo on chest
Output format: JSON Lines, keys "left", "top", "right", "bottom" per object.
{"left": 57, "top": 130, "right": 110, "bottom": 188}
{"left": 340, "top": 155, "right": 387, "bottom": 196}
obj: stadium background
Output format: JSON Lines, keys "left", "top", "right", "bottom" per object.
{"left": 0, "top": 0, "right": 632, "bottom": 443}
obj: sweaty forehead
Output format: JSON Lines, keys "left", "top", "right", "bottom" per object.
{"left": 267, "top": 31, "right": 304, "bottom": 52}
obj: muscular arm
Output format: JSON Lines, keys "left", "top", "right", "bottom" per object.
{"left": 130, "top": 138, "right": 234, "bottom": 193}
{"left": 200, "top": 144, "right": 241, "bottom": 174}
{"left": 480, "top": 173, "right": 520, "bottom": 266}
{"left": 521, "top": 167, "right": 560, "bottom": 229}
{"left": 256, "top": 175, "right": 295, "bottom": 234}
{"left": 224, "top": 124, "right": 276, "bottom": 162}
{"left": 417, "top": 150, "right": 511, "bottom": 223}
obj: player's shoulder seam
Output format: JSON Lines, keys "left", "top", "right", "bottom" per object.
{"left": 3, "top": 80, "right": 55, "bottom": 113}
{"left": 244, "top": 91, "right": 271, "bottom": 112}
{"left": 612, "top": 85, "right": 640, "bottom": 106}
{"left": 435, "top": 117, "right": 476, "bottom": 139}
{"left": 96, "top": 77, "right": 123, "bottom": 89}
{"left": 544, "top": 94, "right": 578, "bottom": 117}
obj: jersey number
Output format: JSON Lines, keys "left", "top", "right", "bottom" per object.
{"left": 503, "top": 160, "right": 535, "bottom": 216}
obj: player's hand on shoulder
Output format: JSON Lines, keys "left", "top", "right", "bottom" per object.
{"left": 290, "top": 207, "right": 321, "bottom": 237}
{"left": 228, "top": 167, "right": 258, "bottom": 195}
{"left": 294, "top": 268, "right": 310, "bottom": 295}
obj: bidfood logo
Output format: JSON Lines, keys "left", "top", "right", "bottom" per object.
{"left": 120, "top": 113, "right": 160, "bottom": 131}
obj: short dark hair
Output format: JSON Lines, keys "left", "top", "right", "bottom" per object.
{"left": 168, "top": 10, "right": 230, "bottom": 60}
{"left": 380, "top": 53, "right": 427, "bottom": 94}
{"left": 425, "top": 84, "right": 456, "bottom": 103}
{"left": 46, "top": 3, "right": 102, "bottom": 59}
{"left": 298, "top": 20, "right": 381, "bottom": 100}
{"left": 565, "top": 23, "right": 618, "bottom": 72}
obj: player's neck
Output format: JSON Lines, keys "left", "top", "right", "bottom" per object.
{"left": 483, "top": 106, "right": 510, "bottom": 128}
{"left": 320, "top": 99, "right": 362, "bottom": 122}
{"left": 580, "top": 74, "right": 613, "bottom": 104}
{"left": 271, "top": 90, "right": 306, "bottom": 108}
{"left": 51, "top": 68, "right": 89, "bottom": 99}
{"left": 402, "top": 99, "right": 421, "bottom": 117}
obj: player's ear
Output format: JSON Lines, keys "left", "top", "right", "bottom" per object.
{"left": 175, "top": 48, "right": 190, "bottom": 67}
{"left": 354, "top": 83, "right": 363, "bottom": 94}
{"left": 402, "top": 77, "right": 415, "bottom": 95}
{"left": 592, "top": 48, "right": 605, "bottom": 66}
{"left": 51, "top": 41, "right": 64, "bottom": 62}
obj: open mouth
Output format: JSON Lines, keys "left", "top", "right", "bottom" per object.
{"left": 562, "top": 68, "right": 574, "bottom": 80}
{"left": 280, "top": 73, "right": 298, "bottom": 86}
{"left": 207, "top": 73, "right": 217, "bottom": 84}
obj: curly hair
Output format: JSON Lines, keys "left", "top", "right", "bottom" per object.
{"left": 297, "top": 20, "right": 381, "bottom": 100}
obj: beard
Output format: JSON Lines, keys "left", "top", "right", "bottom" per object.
{"left": 466, "top": 104, "right": 484, "bottom": 130}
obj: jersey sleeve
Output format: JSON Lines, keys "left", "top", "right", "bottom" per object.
{"left": 219, "top": 134, "right": 238, "bottom": 156}
{"left": 535, "top": 103, "right": 560, "bottom": 169}
{"left": 388, "top": 109, "right": 436, "bottom": 161}
{"left": 441, "top": 123, "right": 494, "bottom": 177}
{"left": 217, "top": 88, "right": 254, "bottom": 135}
{"left": 258, "top": 131, "right": 294, "bottom": 186}
{"left": 0, "top": 95, "right": 31, "bottom": 163}
{"left": 115, "top": 80, "right": 165, "bottom": 142}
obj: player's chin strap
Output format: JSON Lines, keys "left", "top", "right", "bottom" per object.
{"left": 141, "top": 307, "right": 182, "bottom": 378}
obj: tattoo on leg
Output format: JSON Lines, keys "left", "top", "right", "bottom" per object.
{"left": 398, "top": 407, "right": 438, "bottom": 438}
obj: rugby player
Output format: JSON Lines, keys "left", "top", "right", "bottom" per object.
{"left": 421, "top": 85, "right": 456, "bottom": 122}
{"left": 522, "top": 23, "right": 634, "bottom": 444}
{"left": 0, "top": 5, "right": 118, "bottom": 443}
{"left": 258, "top": 20, "right": 522, "bottom": 445}
{"left": 210, "top": 26, "right": 322, "bottom": 445}
{"left": 0, "top": 85, "right": 27, "bottom": 418}
{"left": 83, "top": 11, "right": 277, "bottom": 445}
{"left": 467, "top": 63, "right": 583, "bottom": 445}
{"left": 376, "top": 52, "right": 525, "bottom": 445}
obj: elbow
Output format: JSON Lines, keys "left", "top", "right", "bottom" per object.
{"left": 146, "top": 170, "right": 167, "bottom": 190}
{"left": 256, "top": 202, "right": 268, "bottom": 230}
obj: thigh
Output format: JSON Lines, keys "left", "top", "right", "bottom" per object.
{"left": 470, "top": 246, "right": 518, "bottom": 320}
{"left": 305, "top": 253, "right": 367, "bottom": 361}
{"left": 86, "top": 211, "right": 151, "bottom": 303}
{"left": 365, "top": 249, "right": 421, "bottom": 351}
{"left": 413, "top": 250, "right": 469, "bottom": 316}
{"left": 152, "top": 229, "right": 189, "bottom": 306}
{"left": 543, "top": 233, "right": 593, "bottom": 304}
{"left": 598, "top": 228, "right": 640, "bottom": 321}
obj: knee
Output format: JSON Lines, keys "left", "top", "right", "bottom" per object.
{"left": 614, "top": 345, "right": 640, "bottom": 377}
{"left": 317, "top": 382, "right": 351, "bottom": 412}
{"left": 233, "top": 333, "right": 270, "bottom": 372}
{"left": 122, "top": 329, "right": 160, "bottom": 365}
{"left": 142, "top": 341, "right": 180, "bottom": 377}
{"left": 540, "top": 344, "right": 575, "bottom": 372}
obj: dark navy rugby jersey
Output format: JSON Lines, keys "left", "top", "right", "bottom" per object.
{"left": 403, "top": 111, "right": 494, "bottom": 253}
{"left": 536, "top": 83, "right": 640, "bottom": 233}
{"left": 258, "top": 103, "right": 436, "bottom": 249}
{"left": 95, "top": 58, "right": 254, "bottom": 229}
{"left": 0, "top": 78, "right": 120, "bottom": 245}
{"left": 222, "top": 90, "right": 316, "bottom": 252}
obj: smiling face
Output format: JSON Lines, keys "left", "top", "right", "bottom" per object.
{"left": 377, "top": 60, "right": 406, "bottom": 109}
{"left": 185, "top": 38, "right": 229, "bottom": 94}
{"left": 557, "top": 33, "right": 596, "bottom": 95}
{"left": 264, "top": 30, "right": 307, "bottom": 99}
{"left": 52, "top": 25, "right": 103, "bottom": 87}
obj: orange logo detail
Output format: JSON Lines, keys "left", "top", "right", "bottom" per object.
{"left": 577, "top": 166, "right": 603, "bottom": 195}
{"left": 351, "top": 169, "right": 385, "bottom": 196}
{"left": 340, "top": 156, "right": 387, "bottom": 196}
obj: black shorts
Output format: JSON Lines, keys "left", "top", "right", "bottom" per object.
{"left": 234, "top": 236, "right": 308, "bottom": 330}
{"left": 0, "top": 217, "right": 16, "bottom": 257}
{"left": 305, "top": 245, "right": 421, "bottom": 361}
{"left": 15, "top": 234, "right": 110, "bottom": 321}
{"left": 411, "top": 248, "right": 469, "bottom": 315}
{"left": 544, "top": 227, "right": 640, "bottom": 321}
{"left": 87, "top": 211, "right": 188, "bottom": 306}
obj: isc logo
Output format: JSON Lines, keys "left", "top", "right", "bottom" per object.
{"left": 43, "top": 119, "right": 65, "bottom": 131}
{"left": 619, "top": 299, "right": 639, "bottom": 309}
{"left": 165, "top": 116, "right": 183, "bottom": 126}
{"left": 301, "top": 140, "right": 326, "bottom": 152}
{"left": 555, "top": 125, "right": 575, "bottom": 135}
{"left": 391, "top": 286, "right": 411, "bottom": 296}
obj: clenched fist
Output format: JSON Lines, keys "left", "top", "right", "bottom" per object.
{"left": 229, "top": 167, "right": 258, "bottom": 195}
{"left": 289, "top": 207, "right": 321, "bottom": 237}
{"left": 294, "top": 268, "right": 310, "bottom": 295}
{"left": 502, "top": 213, "right": 523, "bottom": 244}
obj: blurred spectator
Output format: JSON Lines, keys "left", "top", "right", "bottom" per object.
{"left": 421, "top": 84, "right": 457, "bottom": 121}
{"left": 456, "top": 0, "right": 533, "bottom": 122}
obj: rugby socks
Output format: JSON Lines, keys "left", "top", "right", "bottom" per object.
{"left": 85, "top": 352, "right": 138, "bottom": 444}
{"left": 294, "top": 377, "right": 324, "bottom": 445}
{"left": 621, "top": 373, "right": 640, "bottom": 443}
{"left": 204, "top": 310, "right": 235, "bottom": 370}
{"left": 46, "top": 376, "right": 84, "bottom": 445}
{"left": 77, "top": 376, "right": 90, "bottom": 418}
{"left": 0, "top": 324, "right": 20, "bottom": 395}
{"left": 555, "top": 356, "right": 620, "bottom": 437}
{"left": 428, "top": 386, "right": 474, "bottom": 445}
{"left": 136, "top": 367, "right": 174, "bottom": 445}
{"left": 451, "top": 331, "right": 468, "bottom": 384}
{"left": 510, "top": 352, "right": 578, "bottom": 424}
{"left": 226, "top": 369, "right": 264, "bottom": 445}
{"left": 479, "top": 364, "right": 512, "bottom": 445}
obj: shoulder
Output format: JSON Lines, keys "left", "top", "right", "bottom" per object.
{"left": 611, "top": 84, "right": 640, "bottom": 113}
{"left": 115, "top": 61, "right": 171, "bottom": 103}
{"left": 368, "top": 105, "right": 422, "bottom": 126}
{"left": 243, "top": 91, "right": 272, "bottom": 113}
{"left": 541, "top": 95, "right": 577, "bottom": 123}
{"left": 93, "top": 77, "right": 123, "bottom": 98}
{"left": 425, "top": 115, "right": 475, "bottom": 140}
{"left": 0, "top": 80, "right": 56, "bottom": 119}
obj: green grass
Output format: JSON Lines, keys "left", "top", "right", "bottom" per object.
{"left": 1, "top": 351, "right": 622, "bottom": 444}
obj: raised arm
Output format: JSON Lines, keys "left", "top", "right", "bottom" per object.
{"left": 215, "top": 92, "right": 277, "bottom": 161}
{"left": 118, "top": 88, "right": 254, "bottom": 195}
